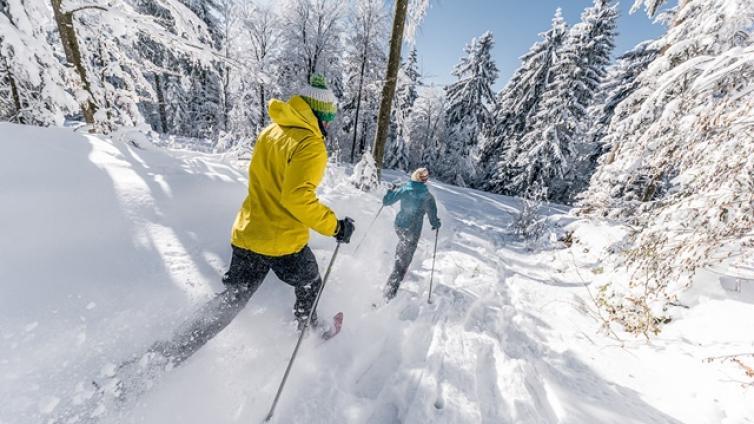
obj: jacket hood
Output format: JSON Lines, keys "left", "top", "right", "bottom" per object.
{"left": 268, "top": 96, "right": 323, "bottom": 138}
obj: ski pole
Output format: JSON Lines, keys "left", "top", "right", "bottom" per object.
{"left": 264, "top": 242, "right": 342, "bottom": 423}
{"left": 353, "top": 205, "right": 384, "bottom": 253}
{"left": 427, "top": 228, "right": 439, "bottom": 304}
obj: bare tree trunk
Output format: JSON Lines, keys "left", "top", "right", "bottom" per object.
{"left": 223, "top": 66, "right": 230, "bottom": 131}
{"left": 641, "top": 174, "right": 660, "bottom": 202}
{"left": 1, "top": 53, "right": 24, "bottom": 124}
{"left": 154, "top": 73, "right": 168, "bottom": 133}
{"left": 371, "top": 0, "right": 408, "bottom": 179}
{"left": 50, "top": 0, "right": 97, "bottom": 125}
{"left": 359, "top": 119, "right": 368, "bottom": 155}
{"left": 350, "top": 56, "right": 367, "bottom": 162}
{"left": 259, "top": 84, "right": 266, "bottom": 127}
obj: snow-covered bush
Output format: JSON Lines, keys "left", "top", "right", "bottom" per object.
{"left": 510, "top": 183, "right": 550, "bottom": 249}
{"left": 350, "top": 152, "right": 380, "bottom": 191}
{"left": 511, "top": 198, "right": 547, "bottom": 243}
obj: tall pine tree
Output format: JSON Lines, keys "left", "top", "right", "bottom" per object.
{"left": 483, "top": 9, "right": 567, "bottom": 192}
{"left": 385, "top": 47, "right": 421, "bottom": 171}
{"left": 503, "top": 0, "right": 617, "bottom": 203}
{"left": 439, "top": 31, "right": 498, "bottom": 186}
{"left": 410, "top": 84, "right": 446, "bottom": 171}
{"left": 581, "top": 40, "right": 658, "bottom": 178}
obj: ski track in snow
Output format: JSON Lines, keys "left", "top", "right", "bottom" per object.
{"left": 1, "top": 124, "right": 752, "bottom": 424}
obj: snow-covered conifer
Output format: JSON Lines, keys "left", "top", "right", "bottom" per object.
{"left": 440, "top": 31, "right": 498, "bottom": 185}
{"left": 579, "top": 0, "right": 754, "bottom": 335}
{"left": 500, "top": 0, "right": 617, "bottom": 203}
{"left": 385, "top": 47, "right": 421, "bottom": 171}
{"left": 410, "top": 85, "right": 446, "bottom": 171}
{"left": 580, "top": 40, "right": 658, "bottom": 182}
{"left": 482, "top": 9, "right": 567, "bottom": 191}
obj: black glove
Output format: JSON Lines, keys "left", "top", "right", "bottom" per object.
{"left": 335, "top": 217, "right": 355, "bottom": 243}
{"left": 431, "top": 220, "right": 442, "bottom": 231}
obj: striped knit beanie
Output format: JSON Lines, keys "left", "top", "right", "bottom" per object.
{"left": 299, "top": 73, "right": 337, "bottom": 123}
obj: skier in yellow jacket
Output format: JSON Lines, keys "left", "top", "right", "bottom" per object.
{"left": 151, "top": 75, "right": 355, "bottom": 365}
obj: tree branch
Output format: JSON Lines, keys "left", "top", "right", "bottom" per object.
{"left": 67, "top": 5, "right": 108, "bottom": 15}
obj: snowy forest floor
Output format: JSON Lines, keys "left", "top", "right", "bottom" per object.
{"left": 1, "top": 123, "right": 753, "bottom": 424}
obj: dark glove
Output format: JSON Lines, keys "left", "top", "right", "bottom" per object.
{"left": 431, "top": 220, "right": 442, "bottom": 231}
{"left": 390, "top": 181, "right": 405, "bottom": 190}
{"left": 335, "top": 217, "right": 355, "bottom": 243}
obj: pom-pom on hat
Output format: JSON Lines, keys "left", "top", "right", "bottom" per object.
{"left": 299, "top": 73, "right": 337, "bottom": 123}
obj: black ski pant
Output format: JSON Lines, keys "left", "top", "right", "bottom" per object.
{"left": 384, "top": 227, "right": 421, "bottom": 300}
{"left": 152, "top": 245, "right": 322, "bottom": 365}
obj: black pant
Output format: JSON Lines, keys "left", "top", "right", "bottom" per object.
{"left": 384, "top": 227, "right": 420, "bottom": 300}
{"left": 152, "top": 245, "right": 322, "bottom": 365}
{"left": 222, "top": 245, "right": 322, "bottom": 320}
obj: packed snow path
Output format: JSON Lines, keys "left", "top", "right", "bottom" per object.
{"left": 1, "top": 124, "right": 752, "bottom": 424}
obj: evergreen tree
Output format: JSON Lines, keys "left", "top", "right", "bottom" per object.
{"left": 185, "top": 65, "right": 224, "bottom": 140}
{"left": 481, "top": 9, "right": 567, "bottom": 190}
{"left": 134, "top": 0, "right": 225, "bottom": 139}
{"left": 502, "top": 0, "right": 617, "bottom": 203}
{"left": 396, "top": 47, "right": 421, "bottom": 113}
{"left": 385, "top": 47, "right": 421, "bottom": 171}
{"left": 583, "top": 40, "right": 658, "bottom": 171}
{"left": 579, "top": 0, "right": 754, "bottom": 335}
{"left": 630, "top": 0, "right": 671, "bottom": 16}
{"left": 410, "top": 84, "right": 446, "bottom": 170}
{"left": 440, "top": 31, "right": 498, "bottom": 186}
{"left": 582, "top": 0, "right": 754, "bottom": 213}
{"left": 179, "top": 0, "right": 223, "bottom": 47}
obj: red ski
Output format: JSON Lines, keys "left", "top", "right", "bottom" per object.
{"left": 320, "top": 312, "right": 343, "bottom": 341}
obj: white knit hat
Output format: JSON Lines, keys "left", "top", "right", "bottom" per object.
{"left": 411, "top": 168, "right": 429, "bottom": 182}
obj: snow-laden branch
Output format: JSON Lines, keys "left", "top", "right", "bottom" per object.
{"left": 61, "top": 0, "right": 106, "bottom": 15}
{"left": 691, "top": 44, "right": 754, "bottom": 92}
{"left": 67, "top": 5, "right": 108, "bottom": 15}
{"left": 68, "top": 2, "right": 241, "bottom": 69}
{"left": 403, "top": 0, "right": 429, "bottom": 46}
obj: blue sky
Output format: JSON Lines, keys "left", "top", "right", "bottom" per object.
{"left": 411, "top": 1, "right": 664, "bottom": 90}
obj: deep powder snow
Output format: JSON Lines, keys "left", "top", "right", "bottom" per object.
{"left": 1, "top": 124, "right": 752, "bottom": 424}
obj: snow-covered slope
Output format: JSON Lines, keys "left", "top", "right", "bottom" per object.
{"left": 1, "top": 123, "right": 752, "bottom": 424}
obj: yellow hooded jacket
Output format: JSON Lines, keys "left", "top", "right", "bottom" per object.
{"left": 231, "top": 96, "right": 338, "bottom": 256}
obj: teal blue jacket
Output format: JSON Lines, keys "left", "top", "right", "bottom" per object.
{"left": 383, "top": 181, "right": 441, "bottom": 234}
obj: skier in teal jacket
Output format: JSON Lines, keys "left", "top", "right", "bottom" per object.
{"left": 382, "top": 167, "right": 441, "bottom": 300}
